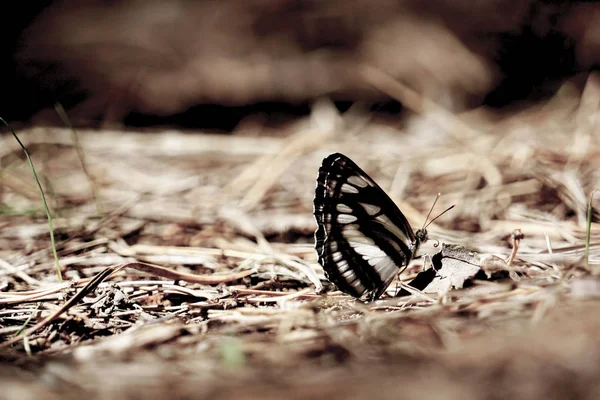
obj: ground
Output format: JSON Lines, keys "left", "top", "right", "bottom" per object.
{"left": 2, "top": 72, "right": 600, "bottom": 399}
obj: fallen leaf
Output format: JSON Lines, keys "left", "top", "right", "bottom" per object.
{"left": 398, "top": 244, "right": 516, "bottom": 296}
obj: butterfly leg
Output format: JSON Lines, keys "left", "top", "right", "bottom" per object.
{"left": 419, "top": 253, "right": 436, "bottom": 271}
{"left": 392, "top": 263, "right": 410, "bottom": 297}
{"left": 394, "top": 271, "right": 401, "bottom": 297}
{"left": 368, "top": 291, "right": 379, "bottom": 302}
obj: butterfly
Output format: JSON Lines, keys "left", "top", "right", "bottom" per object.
{"left": 313, "top": 153, "right": 452, "bottom": 301}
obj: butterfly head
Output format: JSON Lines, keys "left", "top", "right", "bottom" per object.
{"left": 415, "top": 228, "right": 428, "bottom": 245}
{"left": 419, "top": 194, "right": 455, "bottom": 247}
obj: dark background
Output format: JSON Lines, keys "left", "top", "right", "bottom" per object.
{"left": 2, "top": 0, "right": 598, "bottom": 129}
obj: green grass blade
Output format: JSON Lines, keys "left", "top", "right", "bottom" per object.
{"left": 13, "top": 302, "right": 42, "bottom": 338}
{"left": 1, "top": 118, "right": 63, "bottom": 281}
{"left": 219, "top": 337, "right": 246, "bottom": 369}
{"left": 54, "top": 103, "right": 103, "bottom": 215}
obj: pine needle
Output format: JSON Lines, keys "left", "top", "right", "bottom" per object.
{"left": 586, "top": 188, "right": 600, "bottom": 267}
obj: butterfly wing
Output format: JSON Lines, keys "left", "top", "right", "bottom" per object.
{"left": 314, "top": 153, "right": 420, "bottom": 300}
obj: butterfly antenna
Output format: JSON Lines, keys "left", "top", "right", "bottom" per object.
{"left": 421, "top": 193, "right": 441, "bottom": 231}
{"left": 424, "top": 204, "right": 456, "bottom": 229}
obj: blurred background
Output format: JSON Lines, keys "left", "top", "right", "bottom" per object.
{"left": 4, "top": 0, "right": 599, "bottom": 129}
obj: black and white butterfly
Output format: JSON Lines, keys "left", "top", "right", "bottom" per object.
{"left": 313, "top": 153, "right": 451, "bottom": 301}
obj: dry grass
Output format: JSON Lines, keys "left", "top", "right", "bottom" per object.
{"left": 2, "top": 70, "right": 600, "bottom": 399}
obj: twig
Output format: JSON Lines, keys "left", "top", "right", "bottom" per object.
{"left": 1, "top": 264, "right": 119, "bottom": 348}
{"left": 507, "top": 229, "right": 524, "bottom": 266}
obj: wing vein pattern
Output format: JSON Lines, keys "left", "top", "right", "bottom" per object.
{"left": 314, "top": 153, "right": 423, "bottom": 300}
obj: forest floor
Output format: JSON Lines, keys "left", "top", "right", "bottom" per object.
{"left": 2, "top": 73, "right": 600, "bottom": 399}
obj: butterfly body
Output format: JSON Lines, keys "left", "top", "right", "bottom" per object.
{"left": 313, "top": 153, "right": 427, "bottom": 300}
